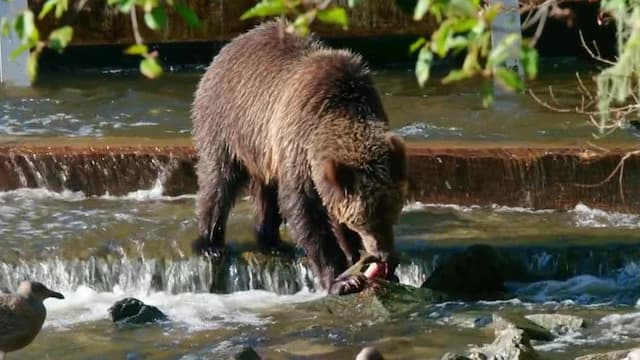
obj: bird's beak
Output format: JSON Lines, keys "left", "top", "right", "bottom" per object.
{"left": 48, "top": 290, "right": 64, "bottom": 299}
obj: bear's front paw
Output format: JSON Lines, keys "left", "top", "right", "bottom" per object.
{"left": 328, "top": 274, "right": 368, "bottom": 296}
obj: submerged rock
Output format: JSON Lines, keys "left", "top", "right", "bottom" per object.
{"left": 524, "top": 313, "right": 585, "bottom": 335}
{"left": 233, "top": 346, "right": 261, "bottom": 360}
{"left": 575, "top": 348, "right": 640, "bottom": 360}
{"left": 471, "top": 328, "right": 540, "bottom": 360}
{"left": 492, "top": 313, "right": 554, "bottom": 341}
{"left": 421, "top": 244, "right": 515, "bottom": 300}
{"left": 109, "top": 298, "right": 168, "bottom": 325}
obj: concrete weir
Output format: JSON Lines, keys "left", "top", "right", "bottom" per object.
{"left": 0, "top": 140, "right": 639, "bottom": 213}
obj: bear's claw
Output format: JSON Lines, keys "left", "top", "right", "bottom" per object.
{"left": 329, "top": 274, "right": 368, "bottom": 296}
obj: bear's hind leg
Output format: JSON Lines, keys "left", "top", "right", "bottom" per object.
{"left": 193, "top": 147, "right": 249, "bottom": 258}
{"left": 251, "top": 179, "right": 294, "bottom": 255}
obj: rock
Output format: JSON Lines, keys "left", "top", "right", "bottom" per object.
{"left": 301, "top": 280, "right": 450, "bottom": 321}
{"left": 492, "top": 313, "right": 554, "bottom": 341}
{"left": 575, "top": 348, "right": 640, "bottom": 360}
{"left": 421, "top": 244, "right": 515, "bottom": 300}
{"left": 524, "top": 314, "right": 585, "bottom": 335}
{"left": 234, "top": 346, "right": 261, "bottom": 360}
{"left": 441, "top": 353, "right": 471, "bottom": 360}
{"left": 470, "top": 328, "right": 540, "bottom": 360}
{"left": 447, "top": 313, "right": 493, "bottom": 329}
{"left": 108, "top": 298, "right": 168, "bottom": 325}
{"left": 356, "top": 346, "right": 385, "bottom": 360}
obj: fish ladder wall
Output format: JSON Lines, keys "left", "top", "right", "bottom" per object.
{"left": 0, "top": 143, "right": 638, "bottom": 213}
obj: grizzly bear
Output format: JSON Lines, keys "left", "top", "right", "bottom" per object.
{"left": 191, "top": 20, "right": 408, "bottom": 295}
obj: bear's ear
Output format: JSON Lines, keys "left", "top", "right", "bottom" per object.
{"left": 323, "top": 159, "right": 356, "bottom": 197}
{"left": 387, "top": 134, "right": 407, "bottom": 182}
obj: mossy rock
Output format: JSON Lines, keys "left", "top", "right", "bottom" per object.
{"left": 301, "top": 281, "right": 450, "bottom": 320}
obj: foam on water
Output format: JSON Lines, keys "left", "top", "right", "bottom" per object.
{"left": 572, "top": 203, "right": 640, "bottom": 229}
{"left": 101, "top": 179, "right": 195, "bottom": 202}
{"left": 511, "top": 260, "right": 640, "bottom": 305}
{"left": 42, "top": 285, "right": 322, "bottom": 331}
{"left": 0, "top": 187, "right": 86, "bottom": 201}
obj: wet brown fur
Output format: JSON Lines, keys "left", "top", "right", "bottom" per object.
{"left": 191, "top": 20, "right": 408, "bottom": 292}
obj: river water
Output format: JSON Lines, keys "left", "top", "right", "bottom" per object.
{"left": 1, "top": 58, "right": 640, "bottom": 359}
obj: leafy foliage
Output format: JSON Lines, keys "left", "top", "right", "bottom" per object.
{"left": 240, "top": 0, "right": 539, "bottom": 107}
{"left": 593, "top": 0, "right": 640, "bottom": 135}
{"left": 0, "top": 0, "right": 201, "bottom": 81}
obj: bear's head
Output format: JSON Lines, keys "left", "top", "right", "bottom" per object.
{"left": 318, "top": 134, "right": 408, "bottom": 268}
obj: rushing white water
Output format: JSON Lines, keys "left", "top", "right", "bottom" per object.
{"left": 42, "top": 285, "right": 323, "bottom": 331}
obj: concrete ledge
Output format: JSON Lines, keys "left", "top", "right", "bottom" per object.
{"left": 1, "top": 141, "right": 638, "bottom": 213}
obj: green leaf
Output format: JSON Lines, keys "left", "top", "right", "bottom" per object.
{"left": 348, "top": 0, "right": 362, "bottom": 7}
{"left": 9, "top": 42, "right": 30, "bottom": 60}
{"left": 48, "top": 26, "right": 73, "bottom": 52}
{"left": 143, "top": 0, "right": 159, "bottom": 12}
{"left": 409, "top": 37, "right": 426, "bottom": 53}
{"left": 452, "top": 18, "right": 477, "bottom": 32}
{"left": 487, "top": 33, "right": 519, "bottom": 68}
{"left": 449, "top": 0, "right": 477, "bottom": 18}
{"left": 291, "top": 13, "right": 311, "bottom": 37}
{"left": 414, "top": 0, "right": 430, "bottom": 20}
{"left": 38, "top": 0, "right": 58, "bottom": 20}
{"left": 27, "top": 51, "right": 39, "bottom": 82}
{"left": 495, "top": 67, "right": 524, "bottom": 92}
{"left": 521, "top": 46, "right": 539, "bottom": 80}
{"left": 0, "top": 17, "right": 9, "bottom": 37}
{"left": 317, "top": 7, "right": 348, "bottom": 28}
{"left": 140, "top": 57, "right": 163, "bottom": 79}
{"left": 175, "top": 3, "right": 201, "bottom": 28}
{"left": 415, "top": 46, "right": 433, "bottom": 87}
{"left": 240, "top": 0, "right": 287, "bottom": 20}
{"left": 144, "top": 6, "right": 167, "bottom": 30}
{"left": 481, "top": 81, "right": 493, "bottom": 108}
{"left": 14, "top": 10, "right": 39, "bottom": 44}
{"left": 483, "top": 4, "right": 501, "bottom": 22}
{"left": 55, "top": 0, "right": 68, "bottom": 18}
{"left": 442, "top": 69, "right": 469, "bottom": 83}
{"left": 431, "top": 20, "right": 452, "bottom": 57}
{"left": 125, "top": 44, "right": 148, "bottom": 55}
{"left": 116, "top": 0, "right": 135, "bottom": 13}
{"left": 447, "top": 35, "right": 469, "bottom": 51}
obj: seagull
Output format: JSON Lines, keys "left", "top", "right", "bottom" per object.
{"left": 0, "top": 281, "right": 64, "bottom": 359}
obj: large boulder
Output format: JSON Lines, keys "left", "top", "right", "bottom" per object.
{"left": 108, "top": 298, "right": 168, "bottom": 325}
{"left": 492, "top": 313, "right": 554, "bottom": 341}
{"left": 524, "top": 314, "right": 585, "bottom": 335}
{"left": 421, "top": 244, "right": 518, "bottom": 300}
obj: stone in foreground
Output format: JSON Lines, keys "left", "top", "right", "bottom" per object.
{"left": 472, "top": 328, "right": 540, "bottom": 360}
{"left": 575, "top": 348, "right": 640, "bottom": 360}
{"left": 493, "top": 313, "right": 554, "bottom": 341}
{"left": 109, "top": 298, "right": 168, "bottom": 325}
{"left": 0, "top": 281, "right": 64, "bottom": 359}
